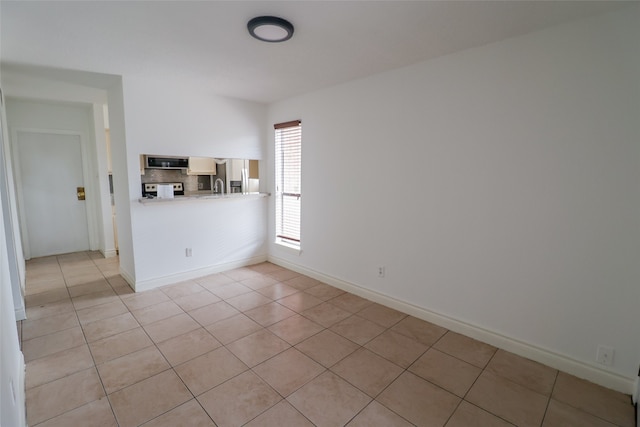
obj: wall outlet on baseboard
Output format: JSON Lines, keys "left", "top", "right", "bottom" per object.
{"left": 596, "top": 345, "right": 614, "bottom": 366}
{"left": 377, "top": 266, "right": 385, "bottom": 278}
{"left": 185, "top": 248, "right": 192, "bottom": 257}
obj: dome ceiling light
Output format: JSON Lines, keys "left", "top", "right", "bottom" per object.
{"left": 247, "top": 16, "right": 294, "bottom": 43}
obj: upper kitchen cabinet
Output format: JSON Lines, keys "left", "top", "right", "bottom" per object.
{"left": 187, "top": 156, "right": 217, "bottom": 175}
{"left": 139, "top": 154, "right": 145, "bottom": 175}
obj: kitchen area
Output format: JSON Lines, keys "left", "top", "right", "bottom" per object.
{"left": 139, "top": 155, "right": 260, "bottom": 200}
{"left": 130, "top": 153, "right": 269, "bottom": 290}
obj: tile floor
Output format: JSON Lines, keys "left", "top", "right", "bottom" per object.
{"left": 19, "top": 251, "right": 635, "bottom": 427}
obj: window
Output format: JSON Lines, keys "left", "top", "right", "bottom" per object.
{"left": 274, "top": 120, "right": 301, "bottom": 246}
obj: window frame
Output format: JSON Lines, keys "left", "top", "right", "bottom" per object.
{"left": 274, "top": 120, "right": 302, "bottom": 249}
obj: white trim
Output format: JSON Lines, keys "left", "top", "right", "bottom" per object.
{"left": 100, "top": 248, "right": 118, "bottom": 259}
{"left": 119, "top": 267, "right": 136, "bottom": 289}
{"left": 10, "top": 129, "right": 31, "bottom": 259}
{"left": 268, "top": 255, "right": 636, "bottom": 396}
{"left": 132, "top": 255, "right": 268, "bottom": 293}
{"left": 14, "top": 305, "right": 26, "bottom": 321}
{"left": 76, "top": 126, "right": 99, "bottom": 252}
{"left": 91, "top": 103, "right": 116, "bottom": 257}
{"left": 274, "top": 239, "right": 302, "bottom": 254}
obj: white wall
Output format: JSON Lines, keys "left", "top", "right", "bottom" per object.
{"left": 268, "top": 5, "right": 640, "bottom": 393}
{"left": 107, "top": 79, "right": 135, "bottom": 280}
{"left": 0, "top": 68, "right": 269, "bottom": 290}
{"left": 0, "top": 91, "right": 26, "bottom": 320}
{"left": 0, "top": 67, "right": 109, "bottom": 105}
{"left": 4, "top": 98, "right": 106, "bottom": 258}
{"left": 0, "top": 89, "right": 26, "bottom": 427}
{"left": 120, "top": 76, "right": 268, "bottom": 288}
{"left": 1, "top": 70, "right": 117, "bottom": 259}
{"left": 0, "top": 192, "right": 26, "bottom": 427}
{"left": 90, "top": 103, "right": 116, "bottom": 258}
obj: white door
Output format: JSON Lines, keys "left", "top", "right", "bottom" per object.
{"left": 16, "top": 131, "right": 90, "bottom": 257}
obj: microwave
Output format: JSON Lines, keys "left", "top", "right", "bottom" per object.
{"left": 145, "top": 155, "right": 189, "bottom": 169}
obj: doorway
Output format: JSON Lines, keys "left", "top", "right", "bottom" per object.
{"left": 14, "top": 130, "right": 90, "bottom": 258}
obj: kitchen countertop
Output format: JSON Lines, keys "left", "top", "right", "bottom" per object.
{"left": 138, "top": 192, "right": 269, "bottom": 204}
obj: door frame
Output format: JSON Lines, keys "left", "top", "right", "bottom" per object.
{"left": 0, "top": 95, "right": 26, "bottom": 320}
{"left": 11, "top": 127, "right": 99, "bottom": 259}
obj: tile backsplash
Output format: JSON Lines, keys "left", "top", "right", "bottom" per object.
{"left": 141, "top": 169, "right": 198, "bottom": 191}
{"left": 141, "top": 164, "right": 226, "bottom": 192}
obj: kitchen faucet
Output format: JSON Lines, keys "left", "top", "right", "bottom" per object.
{"left": 214, "top": 178, "right": 224, "bottom": 194}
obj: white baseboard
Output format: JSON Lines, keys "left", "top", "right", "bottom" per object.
{"left": 101, "top": 248, "right": 118, "bottom": 258}
{"left": 269, "top": 255, "right": 636, "bottom": 396}
{"left": 132, "top": 255, "right": 268, "bottom": 293}
{"left": 14, "top": 305, "right": 26, "bottom": 321}
{"left": 119, "top": 267, "right": 136, "bottom": 290}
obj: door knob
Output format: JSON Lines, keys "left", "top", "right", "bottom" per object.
{"left": 77, "top": 187, "right": 85, "bottom": 201}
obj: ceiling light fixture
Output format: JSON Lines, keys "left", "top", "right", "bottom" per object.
{"left": 247, "top": 16, "right": 294, "bottom": 43}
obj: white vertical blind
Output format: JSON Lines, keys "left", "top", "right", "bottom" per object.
{"left": 275, "top": 120, "right": 301, "bottom": 244}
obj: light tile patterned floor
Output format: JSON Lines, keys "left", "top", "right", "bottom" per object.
{"left": 20, "top": 251, "right": 635, "bottom": 426}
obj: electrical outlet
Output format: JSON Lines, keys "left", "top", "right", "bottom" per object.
{"left": 596, "top": 345, "right": 614, "bottom": 366}
{"left": 185, "top": 248, "right": 192, "bottom": 257}
{"left": 378, "top": 266, "right": 385, "bottom": 278}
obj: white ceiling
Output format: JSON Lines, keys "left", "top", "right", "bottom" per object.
{"left": 0, "top": 1, "right": 629, "bottom": 104}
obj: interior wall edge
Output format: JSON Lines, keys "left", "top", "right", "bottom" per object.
{"left": 268, "top": 255, "right": 636, "bottom": 396}
{"left": 14, "top": 306, "right": 25, "bottom": 321}
{"left": 131, "top": 254, "right": 268, "bottom": 293}
{"left": 100, "top": 248, "right": 118, "bottom": 259}
{"left": 17, "top": 352, "right": 25, "bottom": 427}
{"left": 119, "top": 267, "right": 136, "bottom": 291}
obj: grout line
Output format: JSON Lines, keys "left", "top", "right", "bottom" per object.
{"left": 24, "top": 254, "right": 634, "bottom": 426}
{"left": 81, "top": 252, "right": 117, "bottom": 425}
{"left": 540, "top": 370, "right": 560, "bottom": 427}
{"left": 442, "top": 399, "right": 464, "bottom": 427}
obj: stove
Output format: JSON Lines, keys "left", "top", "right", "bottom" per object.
{"left": 142, "top": 182, "right": 184, "bottom": 197}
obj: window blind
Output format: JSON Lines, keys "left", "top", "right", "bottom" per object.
{"left": 275, "top": 120, "right": 301, "bottom": 244}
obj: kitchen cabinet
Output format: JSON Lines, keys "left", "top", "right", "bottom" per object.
{"left": 139, "top": 154, "right": 145, "bottom": 175}
{"left": 187, "top": 156, "right": 217, "bottom": 175}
